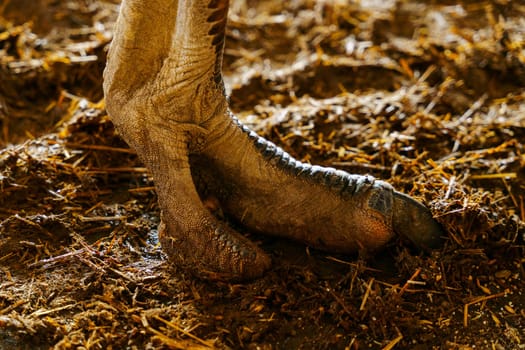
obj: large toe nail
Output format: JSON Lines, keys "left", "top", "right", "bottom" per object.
{"left": 392, "top": 191, "right": 444, "bottom": 251}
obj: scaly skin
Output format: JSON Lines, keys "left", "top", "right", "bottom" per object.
{"left": 103, "top": 0, "right": 444, "bottom": 281}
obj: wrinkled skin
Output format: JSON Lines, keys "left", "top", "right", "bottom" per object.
{"left": 103, "top": 0, "right": 444, "bottom": 280}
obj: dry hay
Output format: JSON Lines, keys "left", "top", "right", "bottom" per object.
{"left": 0, "top": 0, "right": 524, "bottom": 349}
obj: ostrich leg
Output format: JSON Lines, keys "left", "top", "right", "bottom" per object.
{"left": 103, "top": 0, "right": 444, "bottom": 281}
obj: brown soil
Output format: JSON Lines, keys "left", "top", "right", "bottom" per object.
{"left": 0, "top": 0, "right": 523, "bottom": 349}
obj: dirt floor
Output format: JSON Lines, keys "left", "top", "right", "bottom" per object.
{"left": 0, "top": 0, "right": 524, "bottom": 349}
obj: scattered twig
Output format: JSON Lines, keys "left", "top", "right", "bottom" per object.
{"left": 360, "top": 278, "right": 375, "bottom": 311}
{"left": 463, "top": 291, "right": 507, "bottom": 327}
{"left": 397, "top": 268, "right": 421, "bottom": 298}
{"left": 0, "top": 300, "right": 28, "bottom": 315}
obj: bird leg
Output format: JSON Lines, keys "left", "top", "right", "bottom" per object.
{"left": 103, "top": 0, "right": 443, "bottom": 280}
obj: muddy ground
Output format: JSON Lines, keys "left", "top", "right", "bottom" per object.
{"left": 0, "top": 0, "right": 524, "bottom": 349}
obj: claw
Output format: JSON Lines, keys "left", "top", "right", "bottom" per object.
{"left": 392, "top": 191, "right": 444, "bottom": 251}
